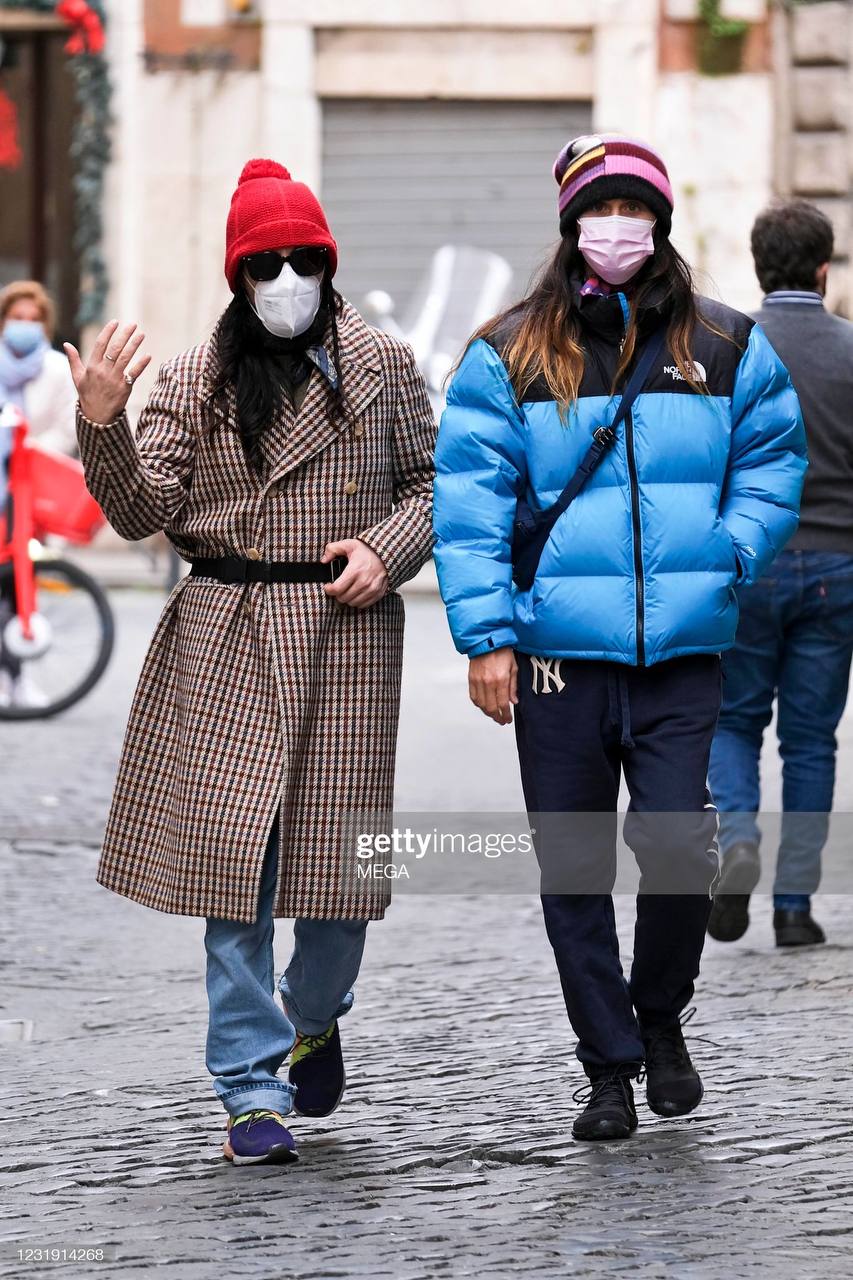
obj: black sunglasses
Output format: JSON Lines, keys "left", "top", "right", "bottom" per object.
{"left": 243, "top": 246, "right": 327, "bottom": 282}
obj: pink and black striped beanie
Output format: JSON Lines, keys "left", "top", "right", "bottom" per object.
{"left": 553, "top": 134, "right": 674, "bottom": 238}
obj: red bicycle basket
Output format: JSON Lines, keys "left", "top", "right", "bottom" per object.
{"left": 27, "top": 443, "right": 106, "bottom": 544}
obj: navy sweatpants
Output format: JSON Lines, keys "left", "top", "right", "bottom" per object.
{"left": 514, "top": 652, "right": 721, "bottom": 1075}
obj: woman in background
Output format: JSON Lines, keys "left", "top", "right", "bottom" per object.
{"left": 0, "top": 280, "right": 77, "bottom": 453}
{"left": 0, "top": 281, "right": 77, "bottom": 707}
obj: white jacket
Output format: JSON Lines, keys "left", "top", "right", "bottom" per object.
{"left": 21, "top": 349, "right": 78, "bottom": 455}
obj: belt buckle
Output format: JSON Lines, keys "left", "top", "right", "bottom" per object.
{"left": 329, "top": 556, "right": 346, "bottom": 582}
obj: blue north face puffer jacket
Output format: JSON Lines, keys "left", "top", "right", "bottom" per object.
{"left": 433, "top": 290, "right": 807, "bottom": 666}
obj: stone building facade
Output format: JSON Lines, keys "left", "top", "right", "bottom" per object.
{"left": 775, "top": 1, "right": 853, "bottom": 309}
{"left": 10, "top": 0, "right": 848, "bottom": 401}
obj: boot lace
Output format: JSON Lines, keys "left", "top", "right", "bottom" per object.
{"left": 572, "top": 1063, "right": 644, "bottom": 1109}
{"left": 644, "top": 1023, "right": 691, "bottom": 1073}
{"left": 643, "top": 1006, "right": 719, "bottom": 1070}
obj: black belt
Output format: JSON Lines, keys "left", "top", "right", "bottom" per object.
{"left": 189, "top": 555, "right": 347, "bottom": 584}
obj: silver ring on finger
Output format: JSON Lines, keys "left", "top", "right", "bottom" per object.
{"left": 124, "top": 371, "right": 134, "bottom": 386}
{"left": 104, "top": 352, "right": 116, "bottom": 362}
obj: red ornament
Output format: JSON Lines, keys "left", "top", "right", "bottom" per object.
{"left": 55, "top": 0, "right": 105, "bottom": 56}
{"left": 0, "top": 86, "right": 22, "bottom": 170}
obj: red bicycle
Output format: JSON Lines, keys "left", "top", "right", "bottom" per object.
{"left": 0, "top": 403, "right": 114, "bottom": 719}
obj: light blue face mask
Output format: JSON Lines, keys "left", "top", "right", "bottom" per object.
{"left": 3, "top": 319, "right": 45, "bottom": 358}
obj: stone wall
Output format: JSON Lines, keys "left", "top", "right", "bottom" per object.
{"left": 780, "top": 0, "right": 852, "bottom": 313}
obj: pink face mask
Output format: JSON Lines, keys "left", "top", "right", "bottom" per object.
{"left": 577, "top": 215, "right": 656, "bottom": 286}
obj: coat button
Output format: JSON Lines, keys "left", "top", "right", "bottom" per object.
{"left": 353, "top": 423, "right": 365, "bottom": 439}
{"left": 344, "top": 480, "right": 357, "bottom": 496}
{"left": 246, "top": 547, "right": 261, "bottom": 560}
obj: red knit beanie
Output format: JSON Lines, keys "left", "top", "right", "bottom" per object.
{"left": 224, "top": 158, "right": 338, "bottom": 291}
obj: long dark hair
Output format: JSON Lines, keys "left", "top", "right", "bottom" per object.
{"left": 211, "top": 272, "right": 350, "bottom": 473}
{"left": 469, "top": 227, "right": 728, "bottom": 416}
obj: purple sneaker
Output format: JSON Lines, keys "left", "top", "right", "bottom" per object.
{"left": 223, "top": 1110, "right": 298, "bottom": 1166}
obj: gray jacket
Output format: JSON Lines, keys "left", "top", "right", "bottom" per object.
{"left": 752, "top": 291, "right": 853, "bottom": 555}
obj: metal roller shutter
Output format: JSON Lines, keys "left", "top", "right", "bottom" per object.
{"left": 320, "top": 98, "right": 592, "bottom": 317}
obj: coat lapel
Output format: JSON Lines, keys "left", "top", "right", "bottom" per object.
{"left": 194, "top": 301, "right": 385, "bottom": 491}
{"left": 264, "top": 301, "right": 384, "bottom": 488}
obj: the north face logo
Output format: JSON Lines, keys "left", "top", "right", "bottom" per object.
{"left": 663, "top": 361, "right": 707, "bottom": 383}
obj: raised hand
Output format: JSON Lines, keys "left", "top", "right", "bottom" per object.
{"left": 64, "top": 320, "right": 151, "bottom": 425}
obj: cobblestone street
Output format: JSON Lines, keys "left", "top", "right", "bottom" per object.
{"left": 2, "top": 589, "right": 853, "bottom": 1279}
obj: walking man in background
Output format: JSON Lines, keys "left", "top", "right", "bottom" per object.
{"left": 709, "top": 200, "right": 853, "bottom": 948}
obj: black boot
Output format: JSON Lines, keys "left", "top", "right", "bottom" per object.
{"left": 641, "top": 1015, "right": 703, "bottom": 1117}
{"left": 774, "top": 908, "right": 825, "bottom": 948}
{"left": 572, "top": 1069, "right": 639, "bottom": 1141}
{"left": 707, "top": 841, "right": 761, "bottom": 942}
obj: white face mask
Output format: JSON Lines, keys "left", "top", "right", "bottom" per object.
{"left": 249, "top": 262, "right": 322, "bottom": 338}
{"left": 577, "top": 215, "right": 656, "bottom": 286}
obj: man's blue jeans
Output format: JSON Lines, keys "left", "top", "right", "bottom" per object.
{"left": 204, "top": 816, "right": 369, "bottom": 1118}
{"left": 709, "top": 549, "right": 853, "bottom": 897}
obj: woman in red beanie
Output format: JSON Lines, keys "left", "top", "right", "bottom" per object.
{"left": 64, "top": 159, "right": 437, "bottom": 1166}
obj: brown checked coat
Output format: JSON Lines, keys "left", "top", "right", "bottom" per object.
{"left": 77, "top": 301, "right": 436, "bottom": 923}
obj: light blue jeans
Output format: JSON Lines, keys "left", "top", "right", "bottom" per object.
{"left": 204, "top": 815, "right": 369, "bottom": 1117}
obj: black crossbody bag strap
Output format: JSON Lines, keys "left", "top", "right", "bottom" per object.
{"left": 550, "top": 325, "right": 667, "bottom": 519}
{"left": 511, "top": 324, "right": 667, "bottom": 591}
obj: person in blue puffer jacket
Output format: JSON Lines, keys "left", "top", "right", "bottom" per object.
{"left": 434, "top": 134, "right": 806, "bottom": 1143}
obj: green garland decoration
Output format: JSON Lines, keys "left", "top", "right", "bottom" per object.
{"left": 697, "top": 0, "right": 749, "bottom": 75}
{"left": 0, "top": 0, "right": 112, "bottom": 328}
{"left": 698, "top": 0, "right": 749, "bottom": 40}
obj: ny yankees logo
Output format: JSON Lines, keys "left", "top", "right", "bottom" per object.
{"left": 530, "top": 656, "right": 565, "bottom": 695}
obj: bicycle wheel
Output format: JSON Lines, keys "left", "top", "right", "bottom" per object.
{"left": 0, "top": 557, "right": 115, "bottom": 720}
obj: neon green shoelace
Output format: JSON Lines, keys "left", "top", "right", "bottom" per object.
{"left": 289, "top": 1021, "right": 335, "bottom": 1068}
{"left": 232, "top": 1109, "right": 289, "bottom": 1129}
